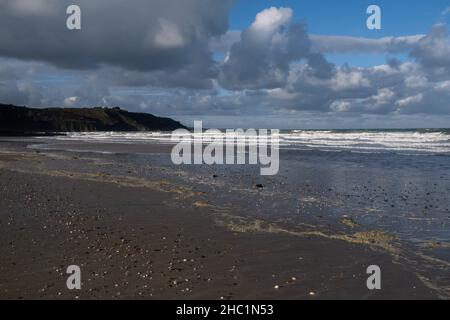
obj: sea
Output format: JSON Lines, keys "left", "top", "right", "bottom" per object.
{"left": 50, "top": 128, "right": 450, "bottom": 155}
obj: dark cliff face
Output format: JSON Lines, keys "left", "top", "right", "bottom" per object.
{"left": 0, "top": 104, "right": 187, "bottom": 134}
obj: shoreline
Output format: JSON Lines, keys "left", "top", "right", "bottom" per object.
{"left": 0, "top": 142, "right": 443, "bottom": 299}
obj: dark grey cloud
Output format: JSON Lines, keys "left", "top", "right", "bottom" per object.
{"left": 410, "top": 24, "right": 450, "bottom": 71}
{"left": 0, "top": 82, "right": 30, "bottom": 106}
{"left": 98, "top": 65, "right": 218, "bottom": 90}
{"left": 209, "top": 30, "right": 241, "bottom": 54}
{"left": 0, "top": 0, "right": 234, "bottom": 89}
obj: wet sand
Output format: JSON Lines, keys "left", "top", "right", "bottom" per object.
{"left": 0, "top": 140, "right": 445, "bottom": 300}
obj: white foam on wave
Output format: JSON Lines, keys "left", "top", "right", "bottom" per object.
{"left": 52, "top": 130, "right": 450, "bottom": 154}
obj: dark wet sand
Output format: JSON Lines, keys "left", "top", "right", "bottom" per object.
{"left": 0, "top": 147, "right": 442, "bottom": 300}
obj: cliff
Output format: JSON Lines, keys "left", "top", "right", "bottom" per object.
{"left": 0, "top": 104, "right": 186, "bottom": 135}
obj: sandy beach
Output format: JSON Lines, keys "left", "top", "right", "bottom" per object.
{"left": 0, "top": 137, "right": 447, "bottom": 300}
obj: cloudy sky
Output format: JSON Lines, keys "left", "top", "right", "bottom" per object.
{"left": 1, "top": 0, "right": 450, "bottom": 129}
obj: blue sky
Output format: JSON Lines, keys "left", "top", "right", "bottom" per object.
{"left": 231, "top": 0, "right": 448, "bottom": 35}
{"left": 230, "top": 0, "right": 450, "bottom": 67}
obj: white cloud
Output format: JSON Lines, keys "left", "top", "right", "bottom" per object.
{"left": 404, "top": 75, "right": 428, "bottom": 88}
{"left": 5, "top": 0, "right": 57, "bottom": 16}
{"left": 211, "top": 32, "right": 426, "bottom": 56}
{"left": 396, "top": 94, "right": 423, "bottom": 107}
{"left": 64, "top": 96, "right": 79, "bottom": 107}
{"left": 267, "top": 88, "right": 298, "bottom": 100}
{"left": 154, "top": 19, "right": 185, "bottom": 49}
{"left": 434, "top": 80, "right": 450, "bottom": 90}
{"left": 310, "top": 34, "right": 424, "bottom": 53}
{"left": 331, "top": 70, "right": 370, "bottom": 90}
{"left": 373, "top": 88, "right": 395, "bottom": 104}
{"left": 330, "top": 100, "right": 351, "bottom": 112}
{"left": 250, "top": 7, "right": 293, "bottom": 34}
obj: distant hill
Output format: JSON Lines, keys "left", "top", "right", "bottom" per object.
{"left": 0, "top": 104, "right": 187, "bottom": 135}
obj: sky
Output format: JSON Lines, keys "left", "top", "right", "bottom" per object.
{"left": 1, "top": 0, "right": 450, "bottom": 129}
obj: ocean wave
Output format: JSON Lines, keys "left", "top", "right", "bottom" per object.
{"left": 50, "top": 130, "right": 450, "bottom": 155}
